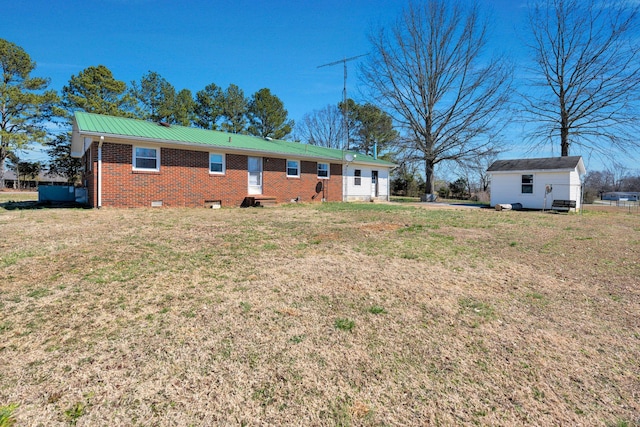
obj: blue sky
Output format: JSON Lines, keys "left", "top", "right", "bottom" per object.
{"left": 3, "top": 0, "right": 637, "bottom": 173}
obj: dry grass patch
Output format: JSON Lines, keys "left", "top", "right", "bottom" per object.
{"left": 1, "top": 202, "right": 638, "bottom": 425}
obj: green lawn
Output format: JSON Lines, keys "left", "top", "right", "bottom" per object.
{"left": 0, "top": 191, "right": 38, "bottom": 203}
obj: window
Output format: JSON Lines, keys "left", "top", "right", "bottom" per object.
{"left": 522, "top": 174, "right": 533, "bottom": 193}
{"left": 209, "top": 153, "right": 225, "bottom": 174}
{"left": 287, "top": 159, "right": 300, "bottom": 177}
{"left": 354, "top": 169, "right": 362, "bottom": 186}
{"left": 133, "top": 146, "right": 159, "bottom": 171}
{"left": 317, "top": 162, "right": 329, "bottom": 178}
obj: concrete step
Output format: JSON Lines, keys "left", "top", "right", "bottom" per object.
{"left": 242, "top": 196, "right": 277, "bottom": 207}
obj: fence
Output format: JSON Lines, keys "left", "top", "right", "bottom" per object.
{"left": 592, "top": 199, "right": 639, "bottom": 214}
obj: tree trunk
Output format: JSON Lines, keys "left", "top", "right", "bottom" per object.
{"left": 560, "top": 119, "right": 570, "bottom": 156}
{"left": 560, "top": 88, "right": 570, "bottom": 156}
{"left": 425, "top": 158, "right": 435, "bottom": 195}
{"left": 0, "top": 156, "right": 5, "bottom": 190}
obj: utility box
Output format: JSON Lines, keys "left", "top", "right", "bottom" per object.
{"left": 38, "top": 186, "right": 88, "bottom": 204}
{"left": 39, "top": 185, "right": 75, "bottom": 202}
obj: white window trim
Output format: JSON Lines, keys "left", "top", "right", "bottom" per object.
{"left": 317, "top": 162, "right": 330, "bottom": 179}
{"left": 286, "top": 159, "right": 300, "bottom": 178}
{"left": 133, "top": 146, "right": 160, "bottom": 171}
{"left": 521, "top": 174, "right": 534, "bottom": 194}
{"left": 209, "top": 152, "right": 226, "bottom": 175}
{"left": 354, "top": 169, "right": 362, "bottom": 186}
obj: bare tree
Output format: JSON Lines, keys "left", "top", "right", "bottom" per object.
{"left": 620, "top": 174, "right": 640, "bottom": 192}
{"left": 295, "top": 104, "right": 344, "bottom": 149}
{"left": 605, "top": 161, "right": 630, "bottom": 192}
{"left": 458, "top": 148, "right": 501, "bottom": 193}
{"left": 361, "top": 0, "right": 512, "bottom": 194}
{"left": 524, "top": 0, "right": 640, "bottom": 157}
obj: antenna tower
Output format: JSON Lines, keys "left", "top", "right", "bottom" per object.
{"left": 317, "top": 53, "right": 368, "bottom": 151}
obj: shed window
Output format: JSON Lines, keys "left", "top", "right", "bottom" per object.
{"left": 133, "top": 146, "right": 159, "bottom": 171}
{"left": 209, "top": 153, "right": 225, "bottom": 174}
{"left": 317, "top": 162, "right": 329, "bottom": 178}
{"left": 354, "top": 169, "right": 362, "bottom": 186}
{"left": 287, "top": 160, "right": 300, "bottom": 177}
{"left": 522, "top": 174, "right": 533, "bottom": 194}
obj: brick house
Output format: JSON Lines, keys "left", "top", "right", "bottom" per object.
{"left": 70, "top": 112, "right": 395, "bottom": 208}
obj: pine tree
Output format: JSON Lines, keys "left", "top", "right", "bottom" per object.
{"left": 0, "top": 38, "right": 59, "bottom": 187}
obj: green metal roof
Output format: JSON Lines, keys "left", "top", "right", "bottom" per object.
{"left": 72, "top": 111, "right": 395, "bottom": 167}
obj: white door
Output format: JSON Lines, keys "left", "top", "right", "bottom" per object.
{"left": 371, "top": 171, "right": 379, "bottom": 198}
{"left": 248, "top": 157, "right": 263, "bottom": 195}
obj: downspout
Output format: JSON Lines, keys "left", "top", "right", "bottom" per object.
{"left": 98, "top": 136, "right": 104, "bottom": 208}
{"left": 343, "top": 163, "right": 348, "bottom": 202}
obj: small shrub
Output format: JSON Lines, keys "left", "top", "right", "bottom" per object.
{"left": 240, "top": 302, "right": 251, "bottom": 313}
{"left": 474, "top": 191, "right": 490, "bottom": 203}
{"left": 459, "top": 297, "right": 495, "bottom": 320}
{"left": 64, "top": 402, "right": 85, "bottom": 425}
{"left": 290, "top": 335, "right": 305, "bottom": 344}
{"left": 438, "top": 186, "right": 450, "bottom": 199}
{"left": 27, "top": 288, "right": 50, "bottom": 299}
{"left": 0, "top": 322, "right": 12, "bottom": 334}
{"left": 368, "top": 305, "right": 386, "bottom": 315}
{"left": 334, "top": 318, "right": 355, "bottom": 332}
{"left": 0, "top": 404, "right": 18, "bottom": 427}
{"left": 182, "top": 310, "right": 196, "bottom": 318}
{"left": 401, "top": 253, "right": 419, "bottom": 260}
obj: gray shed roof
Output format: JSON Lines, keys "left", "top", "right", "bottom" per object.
{"left": 487, "top": 156, "right": 585, "bottom": 173}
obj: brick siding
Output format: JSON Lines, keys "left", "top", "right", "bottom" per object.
{"left": 82, "top": 141, "right": 343, "bottom": 208}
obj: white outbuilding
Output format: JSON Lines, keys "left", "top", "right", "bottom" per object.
{"left": 487, "top": 156, "right": 586, "bottom": 210}
{"left": 342, "top": 157, "right": 391, "bottom": 202}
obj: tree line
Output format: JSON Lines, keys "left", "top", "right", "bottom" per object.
{"left": 583, "top": 168, "right": 640, "bottom": 203}
{"left": 0, "top": 39, "right": 397, "bottom": 186}
{"left": 2, "top": 0, "right": 639, "bottom": 193}
{"left": 0, "top": 54, "right": 298, "bottom": 186}
{"left": 59, "top": 67, "right": 295, "bottom": 138}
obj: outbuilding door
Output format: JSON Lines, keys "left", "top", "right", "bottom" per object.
{"left": 371, "top": 170, "right": 379, "bottom": 198}
{"left": 248, "top": 157, "right": 263, "bottom": 195}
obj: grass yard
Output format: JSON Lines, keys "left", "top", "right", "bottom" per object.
{"left": 0, "top": 191, "right": 38, "bottom": 203}
{"left": 0, "top": 202, "right": 638, "bottom": 426}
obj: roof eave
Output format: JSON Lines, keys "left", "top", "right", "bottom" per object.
{"left": 70, "top": 120, "right": 84, "bottom": 158}
{"left": 488, "top": 167, "right": 581, "bottom": 174}
{"left": 576, "top": 158, "right": 587, "bottom": 176}
{"left": 350, "top": 160, "right": 397, "bottom": 167}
